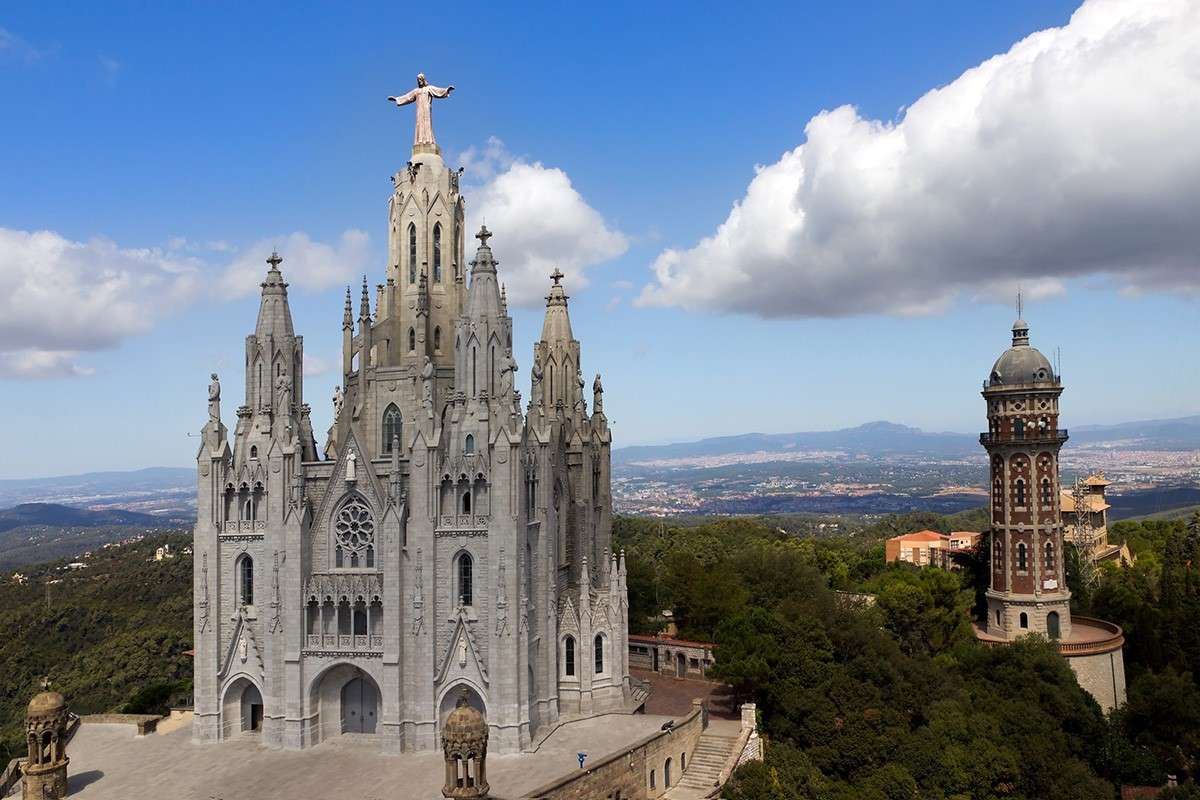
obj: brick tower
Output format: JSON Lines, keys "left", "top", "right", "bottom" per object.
{"left": 980, "top": 316, "right": 1072, "bottom": 640}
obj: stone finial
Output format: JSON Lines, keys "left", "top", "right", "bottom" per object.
{"left": 550, "top": 267, "right": 564, "bottom": 285}
{"left": 267, "top": 250, "right": 283, "bottom": 270}
{"left": 476, "top": 225, "right": 492, "bottom": 246}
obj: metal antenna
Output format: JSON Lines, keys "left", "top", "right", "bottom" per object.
{"left": 1016, "top": 288, "right": 1023, "bottom": 319}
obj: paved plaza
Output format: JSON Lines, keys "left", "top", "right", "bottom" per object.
{"left": 58, "top": 713, "right": 672, "bottom": 800}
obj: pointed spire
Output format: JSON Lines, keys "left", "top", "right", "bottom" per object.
{"left": 541, "top": 268, "right": 574, "bottom": 342}
{"left": 255, "top": 251, "right": 294, "bottom": 338}
{"left": 342, "top": 286, "right": 353, "bottom": 330}
{"left": 359, "top": 275, "right": 371, "bottom": 322}
{"left": 465, "top": 226, "right": 503, "bottom": 318}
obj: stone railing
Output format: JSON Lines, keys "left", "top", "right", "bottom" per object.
{"left": 221, "top": 520, "right": 267, "bottom": 534}
{"left": 978, "top": 430, "right": 1068, "bottom": 446}
{"left": 80, "top": 713, "right": 160, "bottom": 736}
{"left": 1056, "top": 617, "right": 1124, "bottom": 656}
{"left": 304, "top": 633, "right": 384, "bottom": 653}
{"left": 436, "top": 514, "right": 490, "bottom": 532}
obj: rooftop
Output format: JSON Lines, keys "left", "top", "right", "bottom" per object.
{"left": 59, "top": 712, "right": 672, "bottom": 799}
{"left": 973, "top": 616, "right": 1124, "bottom": 657}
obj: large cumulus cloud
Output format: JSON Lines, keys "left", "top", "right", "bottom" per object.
{"left": 638, "top": 0, "right": 1200, "bottom": 317}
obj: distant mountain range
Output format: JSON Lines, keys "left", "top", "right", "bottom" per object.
{"left": 0, "top": 467, "right": 195, "bottom": 516}
{"left": 614, "top": 416, "right": 1200, "bottom": 465}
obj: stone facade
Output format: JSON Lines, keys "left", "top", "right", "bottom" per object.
{"left": 193, "top": 122, "right": 630, "bottom": 754}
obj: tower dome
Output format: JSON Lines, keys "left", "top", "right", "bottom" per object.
{"left": 987, "top": 318, "right": 1054, "bottom": 386}
{"left": 27, "top": 689, "right": 66, "bottom": 719}
{"left": 442, "top": 690, "right": 489, "bottom": 799}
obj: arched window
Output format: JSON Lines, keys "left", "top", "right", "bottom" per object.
{"left": 1047, "top": 611, "right": 1061, "bottom": 639}
{"left": 334, "top": 497, "right": 376, "bottom": 570}
{"left": 1045, "top": 541, "right": 1055, "bottom": 571}
{"left": 594, "top": 634, "right": 604, "bottom": 675}
{"left": 408, "top": 223, "right": 417, "bottom": 284}
{"left": 433, "top": 223, "right": 442, "bottom": 282}
{"left": 1015, "top": 479, "right": 1026, "bottom": 507}
{"left": 464, "top": 434, "right": 474, "bottom": 455}
{"left": 462, "top": 491, "right": 471, "bottom": 514}
{"left": 1041, "top": 478, "right": 1052, "bottom": 506}
{"left": 564, "top": 635, "right": 576, "bottom": 677}
{"left": 1019, "top": 612, "right": 1029, "bottom": 629}
{"left": 650, "top": 770, "right": 655, "bottom": 790}
{"left": 995, "top": 609, "right": 1001, "bottom": 625}
{"left": 239, "top": 556, "right": 254, "bottom": 606}
{"left": 382, "top": 404, "right": 402, "bottom": 454}
{"left": 434, "top": 326, "right": 441, "bottom": 352}
{"left": 408, "top": 328, "right": 416, "bottom": 353}
{"left": 1014, "top": 418, "right": 1026, "bottom": 439}
{"left": 250, "top": 445, "right": 258, "bottom": 459}
{"left": 457, "top": 552, "right": 473, "bottom": 606}
{"left": 665, "top": 758, "right": 672, "bottom": 788}
{"left": 1017, "top": 542, "right": 1027, "bottom": 571}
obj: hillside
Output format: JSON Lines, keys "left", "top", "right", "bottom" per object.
{"left": 0, "top": 502, "right": 172, "bottom": 533}
{"left": 0, "top": 532, "right": 193, "bottom": 765}
{"left": 0, "top": 504, "right": 190, "bottom": 572}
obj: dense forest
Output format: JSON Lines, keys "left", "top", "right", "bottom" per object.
{"left": 0, "top": 533, "right": 193, "bottom": 765}
{"left": 614, "top": 511, "right": 1200, "bottom": 800}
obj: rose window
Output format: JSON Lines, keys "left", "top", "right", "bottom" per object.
{"left": 335, "top": 499, "right": 375, "bottom": 560}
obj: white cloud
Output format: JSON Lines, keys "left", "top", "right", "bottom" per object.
{"left": 303, "top": 353, "right": 335, "bottom": 377}
{"left": 460, "top": 138, "right": 627, "bottom": 306}
{"left": 0, "top": 227, "right": 370, "bottom": 379}
{"left": 611, "top": 279, "right": 634, "bottom": 290}
{"left": 0, "top": 28, "right": 49, "bottom": 63}
{"left": 0, "top": 350, "right": 95, "bottom": 379}
{"left": 638, "top": 0, "right": 1200, "bottom": 318}
{"left": 217, "top": 230, "right": 371, "bottom": 297}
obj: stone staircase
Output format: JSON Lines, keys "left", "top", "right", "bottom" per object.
{"left": 667, "top": 727, "right": 741, "bottom": 798}
{"left": 630, "top": 677, "right": 651, "bottom": 710}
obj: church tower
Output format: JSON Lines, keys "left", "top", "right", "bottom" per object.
{"left": 980, "top": 316, "right": 1072, "bottom": 639}
{"left": 194, "top": 76, "right": 631, "bottom": 757}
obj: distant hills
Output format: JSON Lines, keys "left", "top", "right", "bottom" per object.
{"left": 0, "top": 503, "right": 176, "bottom": 534}
{"left": 0, "top": 467, "right": 195, "bottom": 518}
{"left": 614, "top": 416, "right": 1200, "bottom": 464}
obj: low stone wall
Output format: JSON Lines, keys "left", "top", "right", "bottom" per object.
{"left": 80, "top": 713, "right": 161, "bottom": 736}
{"left": 521, "top": 700, "right": 707, "bottom": 800}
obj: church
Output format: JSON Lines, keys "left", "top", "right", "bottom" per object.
{"left": 192, "top": 75, "right": 632, "bottom": 754}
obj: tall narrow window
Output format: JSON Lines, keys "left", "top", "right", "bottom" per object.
{"left": 462, "top": 491, "right": 472, "bottom": 514}
{"left": 408, "top": 328, "right": 416, "bottom": 353}
{"left": 594, "top": 634, "right": 604, "bottom": 675}
{"left": 408, "top": 223, "right": 417, "bottom": 284}
{"left": 433, "top": 223, "right": 442, "bottom": 282}
{"left": 1017, "top": 542, "right": 1028, "bottom": 571}
{"left": 434, "top": 327, "right": 441, "bottom": 352}
{"left": 1015, "top": 479, "right": 1026, "bottom": 506}
{"left": 1014, "top": 418, "right": 1026, "bottom": 439}
{"left": 1041, "top": 478, "right": 1052, "bottom": 506}
{"left": 1045, "top": 541, "right": 1055, "bottom": 571}
{"left": 382, "top": 404, "right": 402, "bottom": 454}
{"left": 239, "top": 556, "right": 254, "bottom": 606}
{"left": 464, "top": 434, "right": 474, "bottom": 455}
{"left": 564, "top": 635, "right": 576, "bottom": 677}
{"left": 1020, "top": 612, "right": 1029, "bottom": 629}
{"left": 458, "top": 552, "right": 473, "bottom": 606}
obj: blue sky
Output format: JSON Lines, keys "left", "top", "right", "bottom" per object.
{"left": 1, "top": 1, "right": 1197, "bottom": 478}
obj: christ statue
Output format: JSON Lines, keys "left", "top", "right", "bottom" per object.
{"left": 388, "top": 73, "right": 454, "bottom": 151}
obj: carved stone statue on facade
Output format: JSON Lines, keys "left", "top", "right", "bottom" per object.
{"left": 593, "top": 373, "right": 604, "bottom": 414}
{"left": 332, "top": 385, "right": 344, "bottom": 420}
{"left": 421, "top": 356, "right": 435, "bottom": 414}
{"left": 388, "top": 73, "right": 454, "bottom": 150}
{"left": 276, "top": 374, "right": 293, "bottom": 415}
{"left": 208, "top": 373, "right": 221, "bottom": 422}
{"left": 346, "top": 450, "right": 357, "bottom": 482}
{"left": 498, "top": 353, "right": 516, "bottom": 397}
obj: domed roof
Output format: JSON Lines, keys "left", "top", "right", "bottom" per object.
{"left": 988, "top": 318, "right": 1055, "bottom": 387}
{"left": 27, "top": 690, "right": 66, "bottom": 718}
{"left": 443, "top": 691, "right": 488, "bottom": 748}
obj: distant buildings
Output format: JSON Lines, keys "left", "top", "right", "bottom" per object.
{"left": 885, "top": 530, "right": 980, "bottom": 569}
{"left": 154, "top": 544, "right": 175, "bottom": 561}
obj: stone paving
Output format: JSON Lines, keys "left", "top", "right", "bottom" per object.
{"left": 60, "top": 713, "right": 671, "bottom": 800}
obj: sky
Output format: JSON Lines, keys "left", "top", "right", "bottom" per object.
{"left": 1, "top": 0, "right": 1197, "bottom": 478}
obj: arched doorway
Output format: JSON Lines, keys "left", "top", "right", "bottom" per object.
{"left": 221, "top": 676, "right": 263, "bottom": 738}
{"left": 665, "top": 757, "right": 673, "bottom": 787}
{"left": 341, "top": 676, "right": 379, "bottom": 734}
{"left": 1047, "top": 611, "right": 1061, "bottom": 640}
{"left": 675, "top": 652, "right": 686, "bottom": 678}
{"left": 241, "top": 683, "right": 263, "bottom": 732}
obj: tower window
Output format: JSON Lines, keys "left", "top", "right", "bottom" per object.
{"left": 464, "top": 434, "right": 474, "bottom": 455}
{"left": 238, "top": 556, "right": 254, "bottom": 606}
{"left": 1014, "top": 418, "right": 1025, "bottom": 439}
{"left": 457, "top": 552, "right": 473, "bottom": 606}
{"left": 1041, "top": 478, "right": 1052, "bottom": 506}
{"left": 382, "top": 404, "right": 402, "bottom": 454}
{"left": 434, "top": 326, "right": 442, "bottom": 352}
{"left": 433, "top": 223, "right": 442, "bottom": 282}
{"left": 1045, "top": 541, "right": 1055, "bottom": 571}
{"left": 1019, "top": 612, "right": 1028, "bottom": 629}
{"left": 408, "top": 223, "right": 417, "bottom": 284}
{"left": 594, "top": 634, "right": 604, "bottom": 675}
{"left": 1017, "top": 542, "right": 1027, "bottom": 572}
{"left": 462, "top": 491, "right": 471, "bottom": 515}
{"left": 408, "top": 328, "right": 416, "bottom": 353}
{"left": 1015, "top": 479, "right": 1026, "bottom": 507}
{"left": 564, "top": 635, "right": 576, "bottom": 677}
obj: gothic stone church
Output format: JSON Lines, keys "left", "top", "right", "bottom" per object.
{"left": 192, "top": 101, "right": 631, "bottom": 754}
